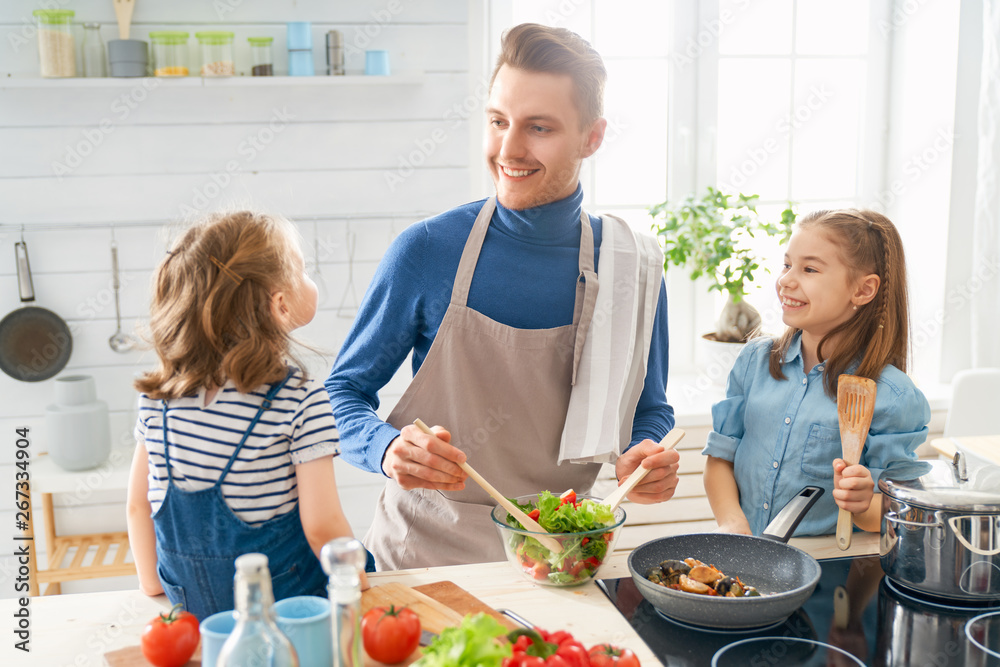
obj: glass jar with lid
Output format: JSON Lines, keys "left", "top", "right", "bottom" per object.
{"left": 248, "top": 37, "right": 274, "bottom": 76}
{"left": 149, "top": 31, "right": 189, "bottom": 76}
{"left": 32, "top": 9, "right": 76, "bottom": 77}
{"left": 195, "top": 31, "right": 235, "bottom": 76}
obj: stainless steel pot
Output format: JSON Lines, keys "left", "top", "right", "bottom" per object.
{"left": 876, "top": 577, "right": 998, "bottom": 667}
{"left": 879, "top": 455, "right": 1000, "bottom": 601}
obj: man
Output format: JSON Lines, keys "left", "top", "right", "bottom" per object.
{"left": 327, "top": 23, "right": 679, "bottom": 570}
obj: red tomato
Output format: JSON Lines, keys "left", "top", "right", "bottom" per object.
{"left": 558, "top": 643, "right": 590, "bottom": 667}
{"left": 531, "top": 561, "right": 551, "bottom": 580}
{"left": 362, "top": 605, "right": 421, "bottom": 664}
{"left": 140, "top": 603, "right": 200, "bottom": 667}
{"left": 559, "top": 489, "right": 577, "bottom": 506}
{"left": 589, "top": 644, "right": 640, "bottom": 667}
{"left": 528, "top": 508, "right": 541, "bottom": 521}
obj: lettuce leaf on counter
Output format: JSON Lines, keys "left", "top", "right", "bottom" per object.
{"left": 413, "top": 613, "right": 511, "bottom": 667}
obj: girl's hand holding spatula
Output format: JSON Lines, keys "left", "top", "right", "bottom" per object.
{"left": 832, "top": 460, "right": 880, "bottom": 530}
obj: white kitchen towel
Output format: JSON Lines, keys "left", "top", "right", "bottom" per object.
{"left": 558, "top": 214, "right": 663, "bottom": 464}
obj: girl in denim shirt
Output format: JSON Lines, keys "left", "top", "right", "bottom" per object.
{"left": 704, "top": 209, "right": 930, "bottom": 537}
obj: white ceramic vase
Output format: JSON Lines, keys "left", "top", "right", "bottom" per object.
{"left": 694, "top": 333, "right": 746, "bottom": 388}
{"left": 45, "top": 375, "right": 111, "bottom": 471}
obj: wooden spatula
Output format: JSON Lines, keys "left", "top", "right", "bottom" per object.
{"left": 836, "top": 374, "right": 877, "bottom": 550}
{"left": 413, "top": 419, "right": 563, "bottom": 553}
{"left": 113, "top": 0, "right": 135, "bottom": 40}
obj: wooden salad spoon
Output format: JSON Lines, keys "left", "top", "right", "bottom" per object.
{"left": 412, "top": 419, "right": 563, "bottom": 553}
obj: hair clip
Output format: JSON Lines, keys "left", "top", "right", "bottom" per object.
{"left": 210, "top": 255, "right": 244, "bottom": 286}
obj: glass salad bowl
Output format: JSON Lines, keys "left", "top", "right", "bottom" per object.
{"left": 491, "top": 492, "right": 626, "bottom": 587}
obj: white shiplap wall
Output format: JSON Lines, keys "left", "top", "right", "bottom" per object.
{"left": 0, "top": 0, "right": 483, "bottom": 596}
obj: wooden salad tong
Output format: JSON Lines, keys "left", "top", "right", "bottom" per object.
{"left": 412, "top": 419, "right": 563, "bottom": 553}
{"left": 602, "top": 428, "right": 685, "bottom": 510}
{"left": 836, "top": 375, "right": 877, "bottom": 550}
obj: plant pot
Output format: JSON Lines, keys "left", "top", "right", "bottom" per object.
{"left": 694, "top": 332, "right": 747, "bottom": 388}
{"left": 44, "top": 374, "right": 111, "bottom": 471}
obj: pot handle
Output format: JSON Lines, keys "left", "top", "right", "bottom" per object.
{"left": 947, "top": 515, "right": 1000, "bottom": 556}
{"left": 884, "top": 506, "right": 941, "bottom": 527}
{"left": 761, "top": 486, "right": 824, "bottom": 543}
{"left": 15, "top": 242, "right": 35, "bottom": 303}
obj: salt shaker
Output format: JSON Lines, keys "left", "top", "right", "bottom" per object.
{"left": 321, "top": 538, "right": 367, "bottom": 667}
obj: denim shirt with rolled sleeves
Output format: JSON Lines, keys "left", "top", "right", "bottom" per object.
{"left": 703, "top": 333, "right": 931, "bottom": 537}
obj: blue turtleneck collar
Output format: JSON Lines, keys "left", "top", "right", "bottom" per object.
{"left": 492, "top": 183, "right": 584, "bottom": 243}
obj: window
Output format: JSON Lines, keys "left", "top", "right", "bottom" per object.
{"left": 487, "top": 1, "right": 894, "bottom": 380}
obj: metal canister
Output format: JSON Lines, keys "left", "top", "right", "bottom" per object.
{"left": 326, "top": 30, "right": 345, "bottom": 75}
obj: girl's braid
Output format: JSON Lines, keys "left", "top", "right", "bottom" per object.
{"left": 872, "top": 218, "right": 889, "bottom": 332}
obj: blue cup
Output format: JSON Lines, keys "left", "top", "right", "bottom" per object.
{"left": 199, "top": 610, "right": 236, "bottom": 667}
{"left": 288, "top": 49, "right": 314, "bottom": 76}
{"left": 365, "top": 50, "right": 390, "bottom": 76}
{"left": 287, "top": 21, "right": 312, "bottom": 49}
{"left": 274, "top": 596, "right": 332, "bottom": 667}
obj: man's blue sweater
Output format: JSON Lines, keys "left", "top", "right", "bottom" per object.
{"left": 326, "top": 185, "right": 674, "bottom": 474}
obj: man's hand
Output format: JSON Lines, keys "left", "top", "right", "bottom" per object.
{"left": 381, "top": 424, "right": 468, "bottom": 491}
{"left": 613, "top": 438, "right": 680, "bottom": 504}
{"left": 832, "top": 459, "right": 875, "bottom": 514}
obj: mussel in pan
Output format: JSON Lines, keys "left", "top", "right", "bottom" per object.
{"left": 644, "top": 557, "right": 761, "bottom": 597}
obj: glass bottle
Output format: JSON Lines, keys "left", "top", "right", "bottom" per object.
{"left": 217, "top": 553, "right": 299, "bottom": 667}
{"left": 321, "top": 538, "right": 366, "bottom": 667}
{"left": 82, "top": 23, "right": 106, "bottom": 77}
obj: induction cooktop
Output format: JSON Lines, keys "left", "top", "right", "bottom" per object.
{"left": 596, "top": 556, "right": 1000, "bottom": 666}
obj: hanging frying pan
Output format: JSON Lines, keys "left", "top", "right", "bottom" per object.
{"left": 0, "top": 241, "right": 72, "bottom": 382}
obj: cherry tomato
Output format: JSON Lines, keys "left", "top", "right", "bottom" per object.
{"left": 530, "top": 561, "right": 551, "bottom": 580}
{"left": 140, "top": 603, "right": 200, "bottom": 667}
{"left": 589, "top": 644, "right": 640, "bottom": 667}
{"left": 362, "top": 605, "right": 421, "bottom": 664}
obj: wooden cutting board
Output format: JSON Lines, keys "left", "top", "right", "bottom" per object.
{"left": 105, "top": 581, "right": 510, "bottom": 667}
{"left": 104, "top": 647, "right": 199, "bottom": 666}
{"left": 361, "top": 580, "right": 517, "bottom": 666}
{"left": 361, "top": 581, "right": 466, "bottom": 636}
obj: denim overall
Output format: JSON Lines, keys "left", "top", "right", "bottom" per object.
{"left": 154, "top": 370, "right": 327, "bottom": 620}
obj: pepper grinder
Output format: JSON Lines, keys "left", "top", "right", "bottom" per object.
{"left": 321, "top": 538, "right": 366, "bottom": 667}
{"left": 326, "top": 30, "right": 344, "bottom": 75}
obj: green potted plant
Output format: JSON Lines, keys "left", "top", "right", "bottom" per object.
{"left": 650, "top": 186, "right": 795, "bottom": 344}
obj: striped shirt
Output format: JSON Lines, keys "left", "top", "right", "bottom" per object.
{"left": 135, "top": 373, "right": 339, "bottom": 526}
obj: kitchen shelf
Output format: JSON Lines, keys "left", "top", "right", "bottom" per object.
{"left": 1, "top": 71, "right": 425, "bottom": 88}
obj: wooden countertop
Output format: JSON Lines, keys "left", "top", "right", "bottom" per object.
{"left": 1, "top": 535, "right": 878, "bottom": 666}
{"left": 929, "top": 435, "right": 1000, "bottom": 467}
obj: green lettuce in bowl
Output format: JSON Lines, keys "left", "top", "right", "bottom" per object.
{"left": 491, "top": 490, "right": 626, "bottom": 587}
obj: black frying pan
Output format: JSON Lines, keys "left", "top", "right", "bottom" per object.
{"left": 627, "top": 486, "right": 824, "bottom": 629}
{"left": 0, "top": 241, "right": 72, "bottom": 382}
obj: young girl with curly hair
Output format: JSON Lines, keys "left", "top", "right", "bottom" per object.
{"left": 126, "top": 211, "right": 369, "bottom": 620}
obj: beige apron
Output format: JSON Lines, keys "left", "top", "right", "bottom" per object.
{"left": 367, "top": 197, "right": 602, "bottom": 569}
